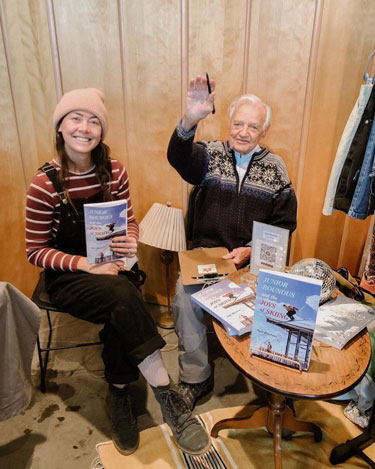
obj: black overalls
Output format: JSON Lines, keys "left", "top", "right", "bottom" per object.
{"left": 43, "top": 164, "right": 165, "bottom": 384}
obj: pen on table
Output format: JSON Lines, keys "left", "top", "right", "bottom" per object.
{"left": 191, "top": 272, "right": 228, "bottom": 280}
{"left": 206, "top": 72, "right": 215, "bottom": 114}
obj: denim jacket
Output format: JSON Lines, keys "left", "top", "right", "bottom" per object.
{"left": 348, "top": 117, "right": 375, "bottom": 219}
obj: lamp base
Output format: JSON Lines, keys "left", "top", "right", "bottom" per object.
{"left": 157, "top": 310, "right": 174, "bottom": 329}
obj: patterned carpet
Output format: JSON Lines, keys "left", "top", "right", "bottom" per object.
{"left": 94, "top": 401, "right": 375, "bottom": 468}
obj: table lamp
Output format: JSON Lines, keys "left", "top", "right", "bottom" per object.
{"left": 139, "top": 202, "right": 186, "bottom": 329}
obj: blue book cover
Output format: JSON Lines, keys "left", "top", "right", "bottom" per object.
{"left": 84, "top": 200, "right": 128, "bottom": 264}
{"left": 250, "top": 269, "right": 322, "bottom": 371}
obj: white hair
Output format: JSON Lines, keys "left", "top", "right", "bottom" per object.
{"left": 228, "top": 94, "right": 272, "bottom": 131}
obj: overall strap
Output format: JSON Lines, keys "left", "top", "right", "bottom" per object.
{"left": 39, "top": 160, "right": 113, "bottom": 204}
{"left": 39, "top": 162, "right": 68, "bottom": 204}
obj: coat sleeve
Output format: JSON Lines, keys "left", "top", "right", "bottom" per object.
{"left": 167, "top": 126, "right": 210, "bottom": 185}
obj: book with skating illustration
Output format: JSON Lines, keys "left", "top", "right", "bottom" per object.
{"left": 250, "top": 269, "right": 322, "bottom": 371}
{"left": 191, "top": 279, "right": 256, "bottom": 335}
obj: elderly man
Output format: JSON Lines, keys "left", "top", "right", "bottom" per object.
{"left": 167, "top": 75, "right": 297, "bottom": 410}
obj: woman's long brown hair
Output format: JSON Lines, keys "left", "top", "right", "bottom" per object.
{"left": 55, "top": 130, "right": 113, "bottom": 208}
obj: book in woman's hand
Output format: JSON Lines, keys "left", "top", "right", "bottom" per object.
{"left": 84, "top": 199, "right": 137, "bottom": 268}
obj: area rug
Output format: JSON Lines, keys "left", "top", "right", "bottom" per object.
{"left": 94, "top": 401, "right": 375, "bottom": 468}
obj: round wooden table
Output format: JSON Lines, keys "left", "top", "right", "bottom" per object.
{"left": 210, "top": 270, "right": 372, "bottom": 469}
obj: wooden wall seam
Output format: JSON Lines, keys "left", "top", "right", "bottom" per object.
{"left": 289, "top": 0, "right": 324, "bottom": 265}
{"left": 181, "top": 0, "right": 189, "bottom": 212}
{"left": 337, "top": 217, "right": 350, "bottom": 267}
{"left": 242, "top": 0, "right": 252, "bottom": 94}
{"left": 46, "top": 0, "right": 62, "bottom": 99}
{"left": 0, "top": 0, "right": 26, "bottom": 188}
{"left": 294, "top": 0, "right": 324, "bottom": 199}
{"left": 117, "top": 0, "right": 130, "bottom": 169}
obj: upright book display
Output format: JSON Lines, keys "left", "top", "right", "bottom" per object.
{"left": 250, "top": 269, "right": 322, "bottom": 371}
{"left": 84, "top": 199, "right": 136, "bottom": 267}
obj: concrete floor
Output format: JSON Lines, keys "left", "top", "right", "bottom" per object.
{"left": 0, "top": 305, "right": 261, "bottom": 469}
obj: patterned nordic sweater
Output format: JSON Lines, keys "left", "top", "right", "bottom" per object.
{"left": 26, "top": 159, "right": 138, "bottom": 271}
{"left": 167, "top": 126, "right": 297, "bottom": 251}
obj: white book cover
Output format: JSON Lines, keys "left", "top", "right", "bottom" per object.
{"left": 191, "top": 279, "right": 256, "bottom": 335}
{"left": 315, "top": 295, "right": 375, "bottom": 349}
{"left": 84, "top": 199, "right": 137, "bottom": 268}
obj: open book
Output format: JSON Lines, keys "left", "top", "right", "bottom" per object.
{"left": 83, "top": 199, "right": 137, "bottom": 268}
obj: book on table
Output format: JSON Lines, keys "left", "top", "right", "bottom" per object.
{"left": 314, "top": 295, "right": 375, "bottom": 349}
{"left": 83, "top": 199, "right": 137, "bottom": 268}
{"left": 250, "top": 269, "right": 322, "bottom": 371}
{"left": 191, "top": 279, "right": 256, "bottom": 336}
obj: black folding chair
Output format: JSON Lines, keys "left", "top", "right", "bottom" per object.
{"left": 31, "top": 271, "right": 102, "bottom": 393}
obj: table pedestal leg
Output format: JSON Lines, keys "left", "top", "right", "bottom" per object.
{"left": 211, "top": 392, "right": 322, "bottom": 469}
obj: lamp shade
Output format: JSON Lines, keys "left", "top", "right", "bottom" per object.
{"left": 139, "top": 202, "right": 186, "bottom": 252}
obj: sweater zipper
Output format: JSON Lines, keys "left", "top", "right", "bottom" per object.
{"left": 229, "top": 150, "right": 242, "bottom": 195}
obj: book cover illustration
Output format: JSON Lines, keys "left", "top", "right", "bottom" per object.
{"left": 315, "top": 295, "right": 375, "bottom": 349}
{"left": 250, "top": 269, "right": 322, "bottom": 371}
{"left": 84, "top": 199, "right": 128, "bottom": 264}
{"left": 191, "top": 279, "right": 256, "bottom": 335}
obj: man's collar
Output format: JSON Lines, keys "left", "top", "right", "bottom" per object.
{"left": 234, "top": 145, "right": 261, "bottom": 160}
{"left": 224, "top": 141, "right": 267, "bottom": 159}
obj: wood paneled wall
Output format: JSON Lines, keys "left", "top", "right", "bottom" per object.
{"left": 1, "top": 0, "right": 375, "bottom": 303}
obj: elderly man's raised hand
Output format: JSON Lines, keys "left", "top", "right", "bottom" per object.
{"left": 181, "top": 75, "right": 216, "bottom": 131}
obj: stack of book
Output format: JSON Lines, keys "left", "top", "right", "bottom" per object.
{"left": 191, "top": 279, "right": 256, "bottom": 336}
{"left": 192, "top": 265, "right": 375, "bottom": 364}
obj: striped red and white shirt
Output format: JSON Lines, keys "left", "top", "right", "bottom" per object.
{"left": 26, "top": 159, "right": 139, "bottom": 271}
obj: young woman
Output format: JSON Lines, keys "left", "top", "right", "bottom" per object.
{"left": 26, "top": 88, "right": 210, "bottom": 456}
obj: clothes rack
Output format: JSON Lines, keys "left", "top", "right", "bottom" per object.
{"left": 330, "top": 48, "right": 375, "bottom": 468}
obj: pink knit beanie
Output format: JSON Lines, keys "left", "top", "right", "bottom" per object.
{"left": 53, "top": 88, "right": 108, "bottom": 139}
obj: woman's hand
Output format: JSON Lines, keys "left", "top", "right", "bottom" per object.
{"left": 110, "top": 235, "right": 138, "bottom": 258}
{"left": 77, "top": 236, "right": 138, "bottom": 275}
{"left": 77, "top": 257, "right": 126, "bottom": 275}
